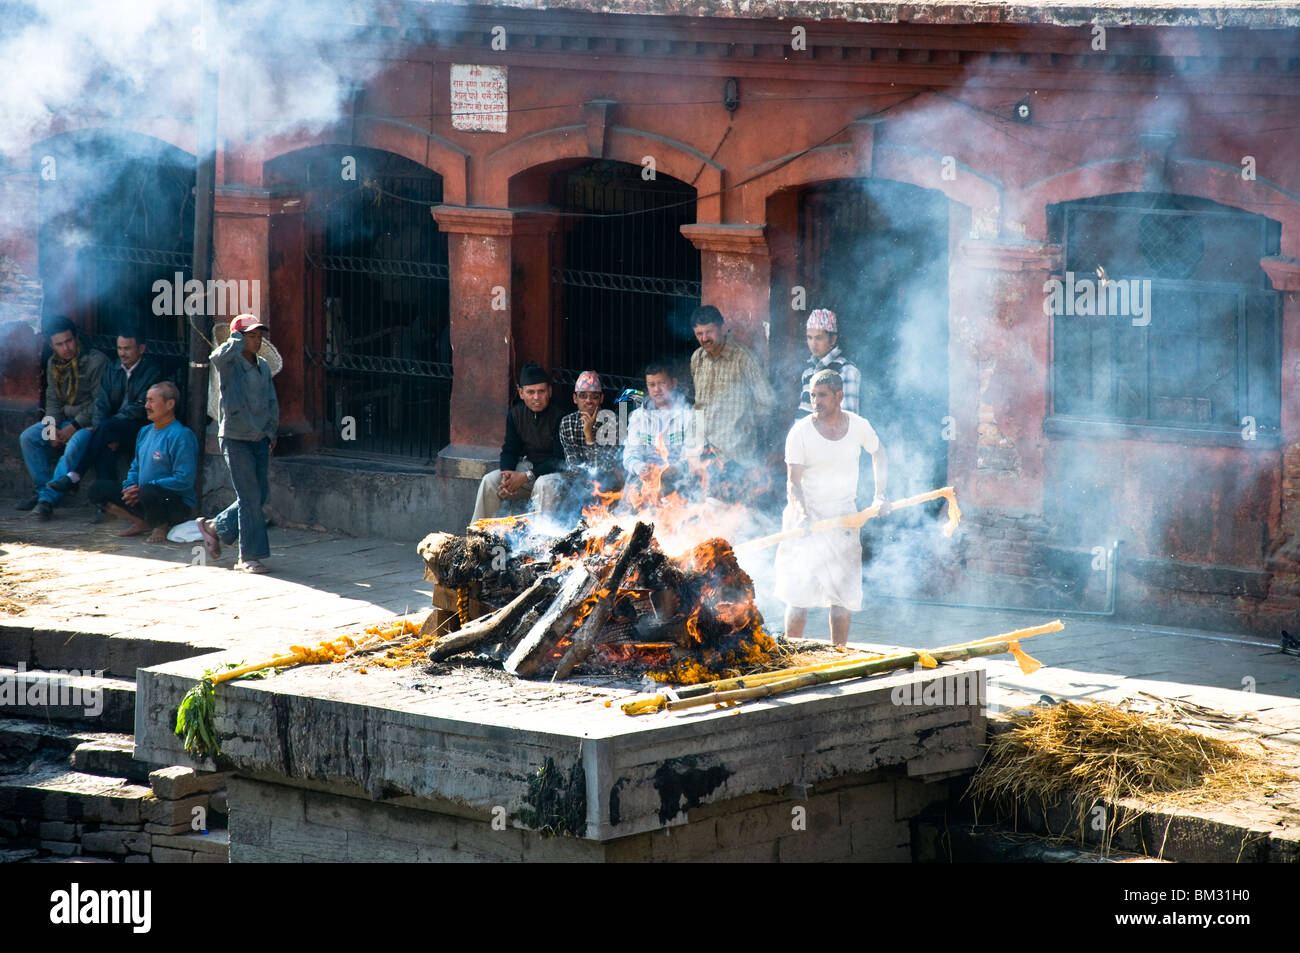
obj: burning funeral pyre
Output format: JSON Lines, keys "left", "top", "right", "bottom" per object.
{"left": 417, "top": 515, "right": 776, "bottom": 684}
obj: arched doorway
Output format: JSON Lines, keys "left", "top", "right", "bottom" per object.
{"left": 549, "top": 160, "right": 701, "bottom": 393}
{"left": 266, "top": 146, "right": 451, "bottom": 461}
{"left": 795, "top": 179, "right": 951, "bottom": 498}
{"left": 36, "top": 132, "right": 196, "bottom": 392}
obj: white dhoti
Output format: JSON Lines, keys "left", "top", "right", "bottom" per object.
{"left": 773, "top": 496, "right": 863, "bottom": 611}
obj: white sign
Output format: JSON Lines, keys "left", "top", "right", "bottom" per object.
{"left": 451, "top": 64, "right": 508, "bottom": 133}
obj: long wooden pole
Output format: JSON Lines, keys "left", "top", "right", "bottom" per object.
{"left": 734, "top": 486, "right": 961, "bottom": 554}
{"left": 621, "top": 620, "right": 1062, "bottom": 715}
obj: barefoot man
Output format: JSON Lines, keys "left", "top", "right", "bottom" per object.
{"left": 89, "top": 381, "right": 197, "bottom": 543}
{"left": 775, "top": 369, "right": 888, "bottom": 649}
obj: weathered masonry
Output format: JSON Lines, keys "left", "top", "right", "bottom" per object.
{"left": 3, "top": 2, "right": 1300, "bottom": 632}
{"left": 134, "top": 652, "right": 984, "bottom": 862}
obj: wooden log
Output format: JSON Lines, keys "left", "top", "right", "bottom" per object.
{"left": 553, "top": 522, "right": 654, "bottom": 679}
{"left": 505, "top": 565, "right": 599, "bottom": 677}
{"left": 428, "top": 574, "right": 558, "bottom": 662}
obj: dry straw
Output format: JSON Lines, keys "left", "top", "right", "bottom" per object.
{"left": 967, "top": 700, "right": 1295, "bottom": 851}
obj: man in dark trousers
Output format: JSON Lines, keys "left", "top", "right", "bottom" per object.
{"left": 196, "top": 314, "right": 279, "bottom": 574}
{"left": 90, "top": 381, "right": 197, "bottom": 543}
{"left": 470, "top": 362, "right": 566, "bottom": 524}
{"left": 39, "top": 329, "right": 162, "bottom": 521}
{"left": 17, "top": 316, "right": 109, "bottom": 513}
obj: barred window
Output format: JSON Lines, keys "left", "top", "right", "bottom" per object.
{"left": 1048, "top": 193, "right": 1281, "bottom": 435}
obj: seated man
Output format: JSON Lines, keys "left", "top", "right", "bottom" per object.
{"left": 470, "top": 362, "right": 566, "bottom": 525}
{"left": 39, "top": 329, "right": 162, "bottom": 522}
{"left": 622, "top": 361, "right": 696, "bottom": 497}
{"left": 533, "top": 370, "right": 621, "bottom": 515}
{"left": 18, "top": 316, "right": 109, "bottom": 514}
{"left": 89, "top": 382, "right": 198, "bottom": 544}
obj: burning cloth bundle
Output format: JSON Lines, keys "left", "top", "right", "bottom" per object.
{"left": 417, "top": 518, "right": 774, "bottom": 683}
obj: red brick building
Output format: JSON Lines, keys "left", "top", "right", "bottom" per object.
{"left": 2, "top": 1, "right": 1299, "bottom": 633}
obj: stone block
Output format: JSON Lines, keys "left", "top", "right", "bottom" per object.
{"left": 895, "top": 777, "right": 944, "bottom": 821}
{"left": 81, "top": 829, "right": 151, "bottom": 855}
{"left": 228, "top": 777, "right": 305, "bottom": 822}
{"left": 1268, "top": 828, "right": 1300, "bottom": 863}
{"left": 124, "top": 854, "right": 151, "bottom": 864}
{"left": 151, "top": 846, "right": 194, "bottom": 863}
{"left": 778, "top": 827, "right": 853, "bottom": 863}
{"left": 270, "top": 817, "right": 347, "bottom": 861}
{"left": 603, "top": 834, "right": 654, "bottom": 863}
{"left": 697, "top": 841, "right": 780, "bottom": 863}
{"left": 849, "top": 818, "right": 911, "bottom": 857}
{"left": 838, "top": 781, "right": 894, "bottom": 823}
{"left": 715, "top": 801, "right": 795, "bottom": 850}
{"left": 345, "top": 831, "right": 419, "bottom": 863}
{"left": 148, "top": 766, "right": 215, "bottom": 800}
{"left": 38, "top": 821, "right": 77, "bottom": 841}
{"left": 229, "top": 811, "right": 270, "bottom": 848}
{"left": 191, "top": 851, "right": 228, "bottom": 864}
{"left": 41, "top": 841, "right": 81, "bottom": 856}
{"left": 153, "top": 832, "right": 228, "bottom": 857}
{"left": 0, "top": 817, "right": 20, "bottom": 838}
{"left": 145, "top": 821, "right": 194, "bottom": 836}
{"left": 230, "top": 844, "right": 297, "bottom": 863}
{"left": 649, "top": 819, "right": 719, "bottom": 862}
{"left": 143, "top": 794, "right": 207, "bottom": 827}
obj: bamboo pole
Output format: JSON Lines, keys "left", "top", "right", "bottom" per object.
{"left": 733, "top": 486, "right": 961, "bottom": 554}
{"left": 621, "top": 620, "right": 1062, "bottom": 715}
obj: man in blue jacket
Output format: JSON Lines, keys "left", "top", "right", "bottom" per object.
{"left": 196, "top": 314, "right": 278, "bottom": 573}
{"left": 89, "top": 381, "right": 197, "bottom": 543}
{"left": 38, "top": 330, "right": 162, "bottom": 521}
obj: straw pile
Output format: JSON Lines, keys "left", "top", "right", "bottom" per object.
{"left": 968, "top": 701, "right": 1295, "bottom": 846}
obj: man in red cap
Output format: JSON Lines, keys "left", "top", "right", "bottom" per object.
{"left": 196, "top": 314, "right": 278, "bottom": 573}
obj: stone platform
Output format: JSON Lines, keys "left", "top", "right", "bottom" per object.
{"left": 134, "top": 650, "right": 984, "bottom": 861}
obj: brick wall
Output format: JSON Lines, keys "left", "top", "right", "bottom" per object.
{"left": 228, "top": 770, "right": 960, "bottom": 863}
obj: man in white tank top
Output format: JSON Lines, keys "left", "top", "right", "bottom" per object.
{"left": 774, "top": 368, "right": 889, "bottom": 649}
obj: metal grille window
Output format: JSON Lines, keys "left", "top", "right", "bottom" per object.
{"left": 550, "top": 161, "right": 700, "bottom": 393}
{"left": 1051, "top": 194, "right": 1281, "bottom": 433}
{"left": 37, "top": 138, "right": 196, "bottom": 395}
{"left": 274, "top": 148, "right": 451, "bottom": 462}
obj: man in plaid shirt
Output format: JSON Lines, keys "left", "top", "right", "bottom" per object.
{"left": 797, "top": 309, "right": 861, "bottom": 418}
{"left": 689, "top": 305, "right": 777, "bottom": 468}
{"left": 533, "top": 370, "right": 621, "bottom": 513}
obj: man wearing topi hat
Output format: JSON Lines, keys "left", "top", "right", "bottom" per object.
{"left": 469, "top": 362, "right": 566, "bottom": 525}
{"left": 196, "top": 314, "right": 279, "bottom": 574}
{"left": 797, "top": 308, "right": 860, "bottom": 419}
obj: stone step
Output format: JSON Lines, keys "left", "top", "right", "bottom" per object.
{"left": 0, "top": 758, "right": 154, "bottom": 826}
{"left": 0, "top": 716, "right": 94, "bottom": 760}
{"left": 0, "top": 621, "right": 220, "bottom": 680}
{"left": 0, "top": 665, "right": 136, "bottom": 732}
{"left": 70, "top": 739, "right": 160, "bottom": 785}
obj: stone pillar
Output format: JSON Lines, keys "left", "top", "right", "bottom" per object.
{"left": 0, "top": 170, "right": 43, "bottom": 407}
{"left": 430, "top": 206, "right": 558, "bottom": 478}
{"left": 680, "top": 224, "right": 772, "bottom": 361}
{"left": 212, "top": 188, "right": 311, "bottom": 441}
{"left": 950, "top": 240, "right": 1061, "bottom": 511}
{"left": 1261, "top": 256, "right": 1300, "bottom": 573}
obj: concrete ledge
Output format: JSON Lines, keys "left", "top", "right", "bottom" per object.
{"left": 134, "top": 651, "right": 986, "bottom": 842}
{"left": 437, "top": 444, "right": 498, "bottom": 481}
{"left": 200, "top": 452, "right": 478, "bottom": 541}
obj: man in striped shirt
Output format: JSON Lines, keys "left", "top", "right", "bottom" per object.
{"left": 689, "top": 305, "right": 777, "bottom": 469}
{"left": 797, "top": 308, "right": 861, "bottom": 418}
